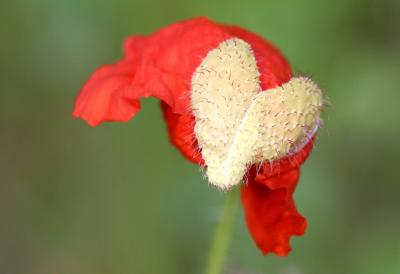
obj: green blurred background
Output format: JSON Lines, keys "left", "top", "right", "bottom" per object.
{"left": 1, "top": 0, "right": 400, "bottom": 273}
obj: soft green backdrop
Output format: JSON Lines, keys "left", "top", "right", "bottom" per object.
{"left": 1, "top": 0, "right": 399, "bottom": 273}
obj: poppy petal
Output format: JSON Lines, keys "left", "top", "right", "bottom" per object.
{"left": 241, "top": 167, "right": 307, "bottom": 256}
{"left": 73, "top": 17, "right": 233, "bottom": 126}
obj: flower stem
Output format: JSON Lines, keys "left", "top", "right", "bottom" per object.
{"left": 204, "top": 188, "right": 239, "bottom": 274}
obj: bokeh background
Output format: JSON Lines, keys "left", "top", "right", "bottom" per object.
{"left": 1, "top": 0, "right": 400, "bottom": 273}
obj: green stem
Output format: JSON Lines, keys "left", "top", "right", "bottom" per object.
{"left": 204, "top": 188, "right": 239, "bottom": 274}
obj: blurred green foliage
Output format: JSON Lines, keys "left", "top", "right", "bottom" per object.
{"left": 1, "top": 0, "right": 400, "bottom": 273}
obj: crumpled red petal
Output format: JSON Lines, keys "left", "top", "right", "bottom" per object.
{"left": 241, "top": 167, "right": 307, "bottom": 256}
{"left": 73, "top": 17, "right": 232, "bottom": 126}
{"left": 240, "top": 139, "right": 314, "bottom": 256}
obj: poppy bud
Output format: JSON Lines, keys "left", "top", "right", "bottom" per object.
{"left": 73, "top": 17, "right": 323, "bottom": 256}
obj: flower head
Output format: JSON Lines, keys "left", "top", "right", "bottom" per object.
{"left": 73, "top": 17, "right": 323, "bottom": 256}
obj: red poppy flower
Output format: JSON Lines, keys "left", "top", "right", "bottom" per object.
{"left": 73, "top": 17, "right": 323, "bottom": 256}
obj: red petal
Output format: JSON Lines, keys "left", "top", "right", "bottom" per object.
{"left": 241, "top": 167, "right": 307, "bottom": 256}
{"left": 73, "top": 17, "right": 232, "bottom": 126}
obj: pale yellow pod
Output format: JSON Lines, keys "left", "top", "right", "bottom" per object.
{"left": 191, "top": 38, "right": 323, "bottom": 190}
